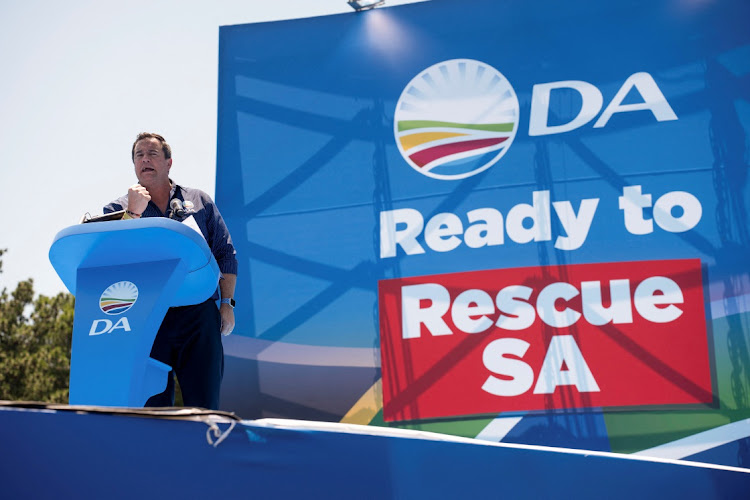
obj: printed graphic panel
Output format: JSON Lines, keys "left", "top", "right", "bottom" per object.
{"left": 216, "top": 0, "right": 750, "bottom": 467}
{"left": 379, "top": 259, "right": 711, "bottom": 421}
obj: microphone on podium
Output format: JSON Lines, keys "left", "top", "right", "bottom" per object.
{"left": 169, "top": 199, "right": 187, "bottom": 219}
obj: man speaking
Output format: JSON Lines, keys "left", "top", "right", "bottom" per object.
{"left": 104, "top": 132, "right": 238, "bottom": 410}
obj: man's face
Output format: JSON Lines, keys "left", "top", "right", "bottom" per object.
{"left": 133, "top": 137, "right": 171, "bottom": 186}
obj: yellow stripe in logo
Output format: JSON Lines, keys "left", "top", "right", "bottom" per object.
{"left": 399, "top": 131, "right": 468, "bottom": 151}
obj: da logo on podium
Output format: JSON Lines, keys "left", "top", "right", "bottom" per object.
{"left": 90, "top": 281, "right": 138, "bottom": 335}
{"left": 394, "top": 59, "right": 520, "bottom": 181}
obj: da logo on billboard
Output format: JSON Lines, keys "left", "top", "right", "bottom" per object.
{"left": 394, "top": 59, "right": 520, "bottom": 180}
{"left": 90, "top": 281, "right": 137, "bottom": 336}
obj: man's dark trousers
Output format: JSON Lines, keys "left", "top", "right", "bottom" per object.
{"left": 145, "top": 299, "right": 224, "bottom": 410}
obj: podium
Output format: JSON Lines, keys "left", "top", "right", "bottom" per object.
{"left": 49, "top": 218, "right": 220, "bottom": 407}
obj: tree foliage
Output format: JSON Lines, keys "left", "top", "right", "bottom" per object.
{"left": 0, "top": 249, "right": 74, "bottom": 402}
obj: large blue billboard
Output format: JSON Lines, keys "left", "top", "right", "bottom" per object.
{"left": 216, "top": 0, "right": 750, "bottom": 467}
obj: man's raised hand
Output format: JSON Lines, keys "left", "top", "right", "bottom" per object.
{"left": 127, "top": 184, "right": 151, "bottom": 216}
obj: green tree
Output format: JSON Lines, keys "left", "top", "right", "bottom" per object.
{"left": 0, "top": 248, "right": 74, "bottom": 402}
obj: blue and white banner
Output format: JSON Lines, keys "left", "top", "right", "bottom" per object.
{"left": 216, "top": 0, "right": 750, "bottom": 467}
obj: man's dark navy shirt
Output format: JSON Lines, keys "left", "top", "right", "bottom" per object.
{"left": 103, "top": 182, "right": 238, "bottom": 277}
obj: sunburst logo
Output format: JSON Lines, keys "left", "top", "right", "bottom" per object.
{"left": 394, "top": 59, "right": 519, "bottom": 180}
{"left": 99, "top": 281, "right": 138, "bottom": 315}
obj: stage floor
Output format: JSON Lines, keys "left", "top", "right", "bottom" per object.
{"left": 0, "top": 402, "right": 748, "bottom": 499}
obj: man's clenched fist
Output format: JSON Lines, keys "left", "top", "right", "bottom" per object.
{"left": 127, "top": 184, "right": 151, "bottom": 215}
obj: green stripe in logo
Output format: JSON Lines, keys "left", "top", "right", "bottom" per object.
{"left": 397, "top": 120, "right": 515, "bottom": 133}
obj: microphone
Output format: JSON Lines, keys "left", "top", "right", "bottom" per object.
{"left": 169, "top": 199, "right": 187, "bottom": 219}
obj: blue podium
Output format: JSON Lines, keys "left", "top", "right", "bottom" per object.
{"left": 49, "top": 218, "right": 220, "bottom": 407}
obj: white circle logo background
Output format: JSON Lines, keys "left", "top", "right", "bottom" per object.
{"left": 99, "top": 281, "right": 139, "bottom": 315}
{"left": 394, "top": 59, "right": 520, "bottom": 180}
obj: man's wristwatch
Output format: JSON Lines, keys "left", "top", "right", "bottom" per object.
{"left": 220, "top": 298, "right": 235, "bottom": 308}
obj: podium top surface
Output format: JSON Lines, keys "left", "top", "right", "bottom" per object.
{"left": 49, "top": 218, "right": 220, "bottom": 305}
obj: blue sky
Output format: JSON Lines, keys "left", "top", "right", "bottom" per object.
{"left": 0, "top": 0, "right": 424, "bottom": 297}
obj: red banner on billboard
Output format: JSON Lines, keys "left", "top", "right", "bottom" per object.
{"left": 379, "top": 259, "right": 712, "bottom": 422}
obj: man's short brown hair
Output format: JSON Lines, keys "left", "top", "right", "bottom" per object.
{"left": 131, "top": 132, "right": 172, "bottom": 162}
